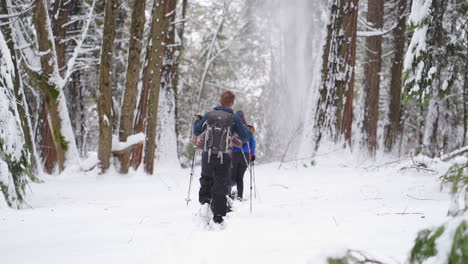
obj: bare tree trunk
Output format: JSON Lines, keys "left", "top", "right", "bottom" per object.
{"left": 117, "top": 0, "right": 146, "bottom": 173}
{"left": 51, "top": 0, "right": 71, "bottom": 78}
{"left": 97, "top": 0, "right": 119, "bottom": 172}
{"left": 314, "top": 0, "right": 359, "bottom": 150}
{"left": 463, "top": 56, "right": 468, "bottom": 146}
{"left": 37, "top": 103, "right": 58, "bottom": 173}
{"left": 172, "top": 0, "right": 188, "bottom": 94}
{"left": 173, "top": 0, "right": 188, "bottom": 153}
{"left": 130, "top": 2, "right": 157, "bottom": 170}
{"left": 363, "top": 0, "right": 384, "bottom": 154}
{"left": 53, "top": 0, "right": 85, "bottom": 156}
{"left": 29, "top": 0, "right": 67, "bottom": 172}
{"left": 144, "top": 0, "right": 172, "bottom": 174}
{"left": 384, "top": 0, "right": 407, "bottom": 152}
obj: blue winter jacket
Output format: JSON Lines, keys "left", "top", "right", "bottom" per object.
{"left": 232, "top": 133, "right": 256, "bottom": 155}
{"left": 193, "top": 106, "right": 251, "bottom": 143}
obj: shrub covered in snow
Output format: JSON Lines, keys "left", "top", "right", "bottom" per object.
{"left": 408, "top": 214, "right": 467, "bottom": 264}
{"left": 440, "top": 160, "right": 468, "bottom": 216}
{"left": 326, "top": 250, "right": 383, "bottom": 264}
{"left": 0, "top": 31, "right": 33, "bottom": 209}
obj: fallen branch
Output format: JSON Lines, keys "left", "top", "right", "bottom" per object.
{"left": 366, "top": 159, "right": 403, "bottom": 171}
{"left": 270, "top": 184, "right": 289, "bottom": 189}
{"left": 406, "top": 194, "right": 438, "bottom": 201}
{"left": 441, "top": 145, "right": 468, "bottom": 162}
{"left": 377, "top": 212, "right": 424, "bottom": 216}
{"left": 400, "top": 166, "right": 436, "bottom": 173}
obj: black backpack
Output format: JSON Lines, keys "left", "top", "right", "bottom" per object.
{"left": 202, "top": 110, "right": 234, "bottom": 162}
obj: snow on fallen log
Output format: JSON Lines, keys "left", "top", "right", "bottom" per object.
{"left": 112, "top": 133, "right": 145, "bottom": 154}
{"left": 441, "top": 145, "right": 468, "bottom": 162}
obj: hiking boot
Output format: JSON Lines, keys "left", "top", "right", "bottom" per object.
{"left": 213, "top": 215, "right": 224, "bottom": 224}
{"left": 199, "top": 202, "right": 211, "bottom": 218}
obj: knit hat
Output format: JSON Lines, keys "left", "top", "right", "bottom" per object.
{"left": 236, "top": 110, "right": 247, "bottom": 125}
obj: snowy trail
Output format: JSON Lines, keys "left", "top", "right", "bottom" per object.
{"left": 0, "top": 153, "right": 450, "bottom": 264}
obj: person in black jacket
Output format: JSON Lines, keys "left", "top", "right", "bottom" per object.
{"left": 193, "top": 90, "right": 251, "bottom": 224}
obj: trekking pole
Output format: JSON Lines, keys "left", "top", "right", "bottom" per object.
{"left": 185, "top": 147, "right": 196, "bottom": 206}
{"left": 186, "top": 116, "right": 201, "bottom": 206}
{"left": 249, "top": 161, "right": 253, "bottom": 213}
{"left": 252, "top": 161, "right": 257, "bottom": 199}
{"left": 240, "top": 151, "right": 253, "bottom": 213}
{"left": 247, "top": 143, "right": 258, "bottom": 199}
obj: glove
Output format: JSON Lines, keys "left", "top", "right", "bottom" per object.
{"left": 247, "top": 125, "right": 256, "bottom": 134}
{"left": 195, "top": 114, "right": 203, "bottom": 120}
{"left": 251, "top": 155, "right": 256, "bottom": 162}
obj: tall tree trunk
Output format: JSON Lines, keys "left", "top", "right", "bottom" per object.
{"left": 384, "top": 0, "right": 408, "bottom": 152}
{"left": 0, "top": 0, "right": 36, "bottom": 174}
{"left": 172, "top": 0, "right": 188, "bottom": 95}
{"left": 29, "top": 0, "right": 68, "bottom": 172}
{"left": 173, "top": 0, "right": 188, "bottom": 154}
{"left": 363, "top": 0, "right": 384, "bottom": 154}
{"left": 130, "top": 2, "right": 157, "bottom": 170}
{"left": 464, "top": 55, "right": 468, "bottom": 146}
{"left": 97, "top": 0, "right": 119, "bottom": 172}
{"left": 53, "top": 0, "right": 85, "bottom": 156}
{"left": 314, "top": 0, "right": 359, "bottom": 150}
{"left": 143, "top": 0, "right": 172, "bottom": 174}
{"left": 422, "top": 0, "right": 449, "bottom": 157}
{"left": 157, "top": 0, "right": 178, "bottom": 164}
{"left": 51, "top": 0, "right": 71, "bottom": 78}
{"left": 117, "top": 0, "right": 146, "bottom": 173}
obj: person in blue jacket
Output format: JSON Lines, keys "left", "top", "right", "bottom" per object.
{"left": 193, "top": 91, "right": 251, "bottom": 224}
{"left": 230, "top": 110, "right": 256, "bottom": 201}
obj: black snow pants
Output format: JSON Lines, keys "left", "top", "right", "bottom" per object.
{"left": 198, "top": 152, "right": 231, "bottom": 217}
{"left": 231, "top": 151, "right": 249, "bottom": 199}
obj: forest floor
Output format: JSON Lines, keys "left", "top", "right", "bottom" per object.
{"left": 0, "top": 151, "right": 452, "bottom": 264}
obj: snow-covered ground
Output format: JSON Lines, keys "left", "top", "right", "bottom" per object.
{"left": 0, "top": 152, "right": 451, "bottom": 264}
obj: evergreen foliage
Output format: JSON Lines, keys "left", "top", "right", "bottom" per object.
{"left": 409, "top": 218, "right": 467, "bottom": 264}
{"left": 0, "top": 31, "right": 33, "bottom": 208}
{"left": 409, "top": 226, "right": 445, "bottom": 263}
{"left": 441, "top": 161, "right": 468, "bottom": 215}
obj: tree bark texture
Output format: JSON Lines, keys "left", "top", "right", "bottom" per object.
{"left": 162, "top": 0, "right": 178, "bottom": 94}
{"left": 130, "top": 3, "right": 157, "bottom": 170}
{"left": 384, "top": 0, "right": 407, "bottom": 152}
{"left": 144, "top": 0, "right": 172, "bottom": 174}
{"left": 0, "top": 0, "right": 36, "bottom": 173}
{"left": 31, "top": 0, "right": 67, "bottom": 172}
{"left": 97, "top": 0, "right": 119, "bottom": 172}
{"left": 363, "top": 0, "right": 383, "bottom": 154}
{"left": 52, "top": 0, "right": 85, "bottom": 156}
{"left": 464, "top": 54, "right": 468, "bottom": 146}
{"left": 51, "top": 0, "right": 71, "bottom": 77}
{"left": 314, "top": 0, "right": 359, "bottom": 150}
{"left": 422, "top": 0, "right": 449, "bottom": 157}
{"left": 172, "top": 0, "right": 188, "bottom": 155}
{"left": 117, "top": 0, "right": 146, "bottom": 173}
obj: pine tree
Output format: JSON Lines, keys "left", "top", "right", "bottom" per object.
{"left": 98, "top": 0, "right": 119, "bottom": 172}
{"left": 143, "top": 0, "right": 172, "bottom": 174}
{"left": 384, "top": 0, "right": 408, "bottom": 152}
{"left": 362, "top": 0, "right": 384, "bottom": 154}
{"left": 117, "top": 0, "right": 146, "bottom": 173}
{"left": 403, "top": 0, "right": 466, "bottom": 156}
{"left": 0, "top": 31, "right": 33, "bottom": 208}
{"left": 314, "top": 0, "right": 359, "bottom": 150}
